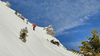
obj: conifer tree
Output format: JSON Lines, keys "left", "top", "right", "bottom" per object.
{"left": 69, "top": 28, "right": 100, "bottom": 56}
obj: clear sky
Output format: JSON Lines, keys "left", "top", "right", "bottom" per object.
{"left": 2, "top": 0, "right": 100, "bottom": 51}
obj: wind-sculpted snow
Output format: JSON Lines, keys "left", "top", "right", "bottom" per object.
{"left": 0, "top": 1, "right": 81, "bottom": 56}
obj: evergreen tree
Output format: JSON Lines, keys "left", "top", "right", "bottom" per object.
{"left": 69, "top": 28, "right": 100, "bottom": 56}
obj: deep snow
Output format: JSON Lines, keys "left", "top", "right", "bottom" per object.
{"left": 0, "top": 1, "right": 81, "bottom": 56}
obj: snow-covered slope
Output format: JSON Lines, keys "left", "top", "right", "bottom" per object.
{"left": 0, "top": 1, "right": 80, "bottom": 56}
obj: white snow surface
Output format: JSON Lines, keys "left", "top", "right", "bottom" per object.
{"left": 0, "top": 1, "right": 81, "bottom": 56}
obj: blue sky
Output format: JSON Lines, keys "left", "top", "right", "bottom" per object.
{"left": 2, "top": 0, "right": 100, "bottom": 51}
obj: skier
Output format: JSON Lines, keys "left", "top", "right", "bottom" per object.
{"left": 32, "top": 23, "right": 36, "bottom": 31}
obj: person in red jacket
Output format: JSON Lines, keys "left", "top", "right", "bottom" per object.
{"left": 32, "top": 23, "right": 36, "bottom": 31}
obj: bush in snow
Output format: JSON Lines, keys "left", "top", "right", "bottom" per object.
{"left": 21, "top": 16, "right": 25, "bottom": 21}
{"left": 26, "top": 19, "right": 29, "bottom": 24}
{"left": 15, "top": 10, "right": 25, "bottom": 21}
{"left": 19, "top": 27, "right": 28, "bottom": 42}
{"left": 18, "top": 14, "right": 25, "bottom": 21}
{"left": 50, "top": 40, "right": 60, "bottom": 46}
{"left": 15, "top": 10, "right": 18, "bottom": 15}
{"left": 6, "top": 1, "right": 11, "bottom": 7}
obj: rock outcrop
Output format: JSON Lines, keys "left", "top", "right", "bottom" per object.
{"left": 44, "top": 25, "right": 55, "bottom": 37}
{"left": 6, "top": 1, "right": 11, "bottom": 7}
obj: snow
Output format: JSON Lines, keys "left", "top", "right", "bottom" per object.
{"left": 0, "top": 1, "right": 81, "bottom": 56}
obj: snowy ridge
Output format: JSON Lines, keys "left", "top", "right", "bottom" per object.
{"left": 0, "top": 1, "right": 80, "bottom": 56}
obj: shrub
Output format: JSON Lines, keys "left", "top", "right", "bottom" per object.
{"left": 50, "top": 40, "right": 60, "bottom": 46}
{"left": 26, "top": 19, "right": 29, "bottom": 24}
{"left": 18, "top": 14, "right": 25, "bottom": 21}
{"left": 21, "top": 16, "right": 25, "bottom": 21}
{"left": 15, "top": 10, "right": 18, "bottom": 15}
{"left": 19, "top": 27, "right": 28, "bottom": 42}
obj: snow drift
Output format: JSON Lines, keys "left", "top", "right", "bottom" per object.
{"left": 0, "top": 1, "right": 80, "bottom": 56}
